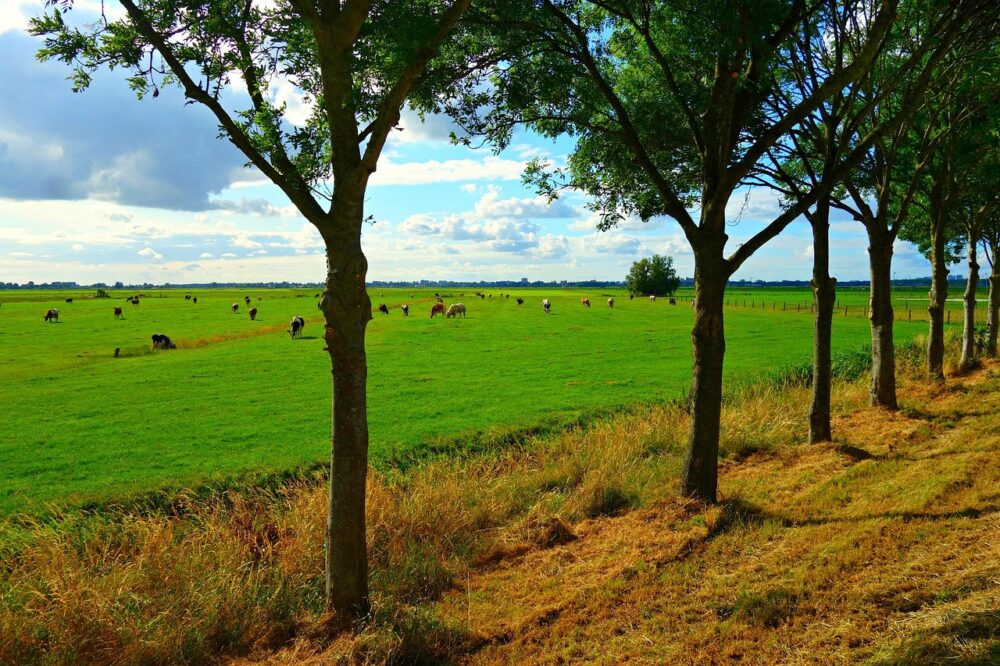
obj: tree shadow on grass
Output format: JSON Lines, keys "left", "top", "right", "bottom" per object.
{"left": 871, "top": 609, "right": 1000, "bottom": 665}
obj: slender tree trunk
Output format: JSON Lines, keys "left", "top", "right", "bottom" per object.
{"left": 319, "top": 206, "right": 373, "bottom": 619}
{"left": 960, "top": 232, "right": 979, "bottom": 369}
{"left": 988, "top": 255, "right": 1000, "bottom": 358}
{"left": 927, "top": 223, "right": 948, "bottom": 382}
{"left": 867, "top": 228, "right": 898, "bottom": 409}
{"left": 809, "top": 201, "right": 835, "bottom": 443}
{"left": 680, "top": 246, "right": 727, "bottom": 503}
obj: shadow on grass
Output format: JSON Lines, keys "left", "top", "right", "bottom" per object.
{"left": 871, "top": 609, "right": 1000, "bottom": 665}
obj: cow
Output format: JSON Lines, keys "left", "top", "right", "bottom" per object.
{"left": 289, "top": 316, "right": 305, "bottom": 338}
{"left": 65, "top": 298, "right": 73, "bottom": 304}
{"left": 446, "top": 303, "right": 467, "bottom": 318}
{"left": 649, "top": 295, "right": 657, "bottom": 302}
{"left": 249, "top": 307, "right": 258, "bottom": 321}
{"left": 184, "top": 294, "right": 191, "bottom": 300}
{"left": 130, "top": 297, "right": 140, "bottom": 305}
{"left": 430, "top": 303, "right": 446, "bottom": 318}
{"left": 608, "top": 298, "right": 615, "bottom": 308}
{"left": 629, "top": 294, "right": 634, "bottom": 300}
{"left": 151, "top": 333, "right": 177, "bottom": 350}
{"left": 516, "top": 297, "right": 524, "bottom": 306}
{"left": 669, "top": 297, "right": 677, "bottom": 305}
{"left": 244, "top": 296, "right": 251, "bottom": 306}
{"left": 401, "top": 304, "right": 409, "bottom": 317}
{"left": 581, "top": 298, "right": 591, "bottom": 307}
{"left": 378, "top": 304, "right": 389, "bottom": 315}
{"left": 543, "top": 299, "right": 551, "bottom": 314}
{"left": 44, "top": 308, "right": 59, "bottom": 322}
{"left": 231, "top": 303, "right": 239, "bottom": 314}
{"left": 192, "top": 297, "right": 198, "bottom": 304}
{"left": 113, "top": 307, "right": 123, "bottom": 319}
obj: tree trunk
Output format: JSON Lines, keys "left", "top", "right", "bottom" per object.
{"left": 680, "top": 248, "right": 726, "bottom": 503}
{"left": 867, "top": 229, "right": 898, "bottom": 409}
{"left": 960, "top": 233, "right": 979, "bottom": 369}
{"left": 927, "top": 223, "right": 948, "bottom": 382}
{"left": 809, "top": 201, "right": 835, "bottom": 443}
{"left": 988, "top": 255, "right": 1000, "bottom": 358}
{"left": 319, "top": 213, "right": 373, "bottom": 620}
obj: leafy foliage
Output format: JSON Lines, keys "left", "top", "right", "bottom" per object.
{"left": 625, "top": 255, "right": 680, "bottom": 297}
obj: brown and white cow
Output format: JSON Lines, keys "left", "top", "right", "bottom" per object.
{"left": 44, "top": 308, "right": 59, "bottom": 322}
{"left": 581, "top": 298, "right": 591, "bottom": 307}
{"left": 113, "top": 307, "right": 123, "bottom": 319}
{"left": 249, "top": 307, "right": 258, "bottom": 321}
{"left": 430, "top": 303, "right": 446, "bottom": 318}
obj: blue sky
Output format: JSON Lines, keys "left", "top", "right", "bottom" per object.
{"left": 0, "top": 2, "right": 939, "bottom": 285}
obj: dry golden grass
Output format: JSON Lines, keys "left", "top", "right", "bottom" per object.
{"left": 2, "top": 350, "right": 999, "bottom": 665}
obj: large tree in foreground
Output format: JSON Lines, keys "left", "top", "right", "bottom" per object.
{"left": 453, "top": 0, "right": 899, "bottom": 502}
{"left": 31, "top": 0, "right": 489, "bottom": 619}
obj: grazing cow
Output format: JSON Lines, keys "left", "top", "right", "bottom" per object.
{"left": 193, "top": 297, "right": 198, "bottom": 304}
{"left": 65, "top": 298, "right": 73, "bottom": 303}
{"left": 581, "top": 298, "right": 591, "bottom": 307}
{"left": 184, "top": 294, "right": 191, "bottom": 300}
{"left": 516, "top": 297, "right": 524, "bottom": 306}
{"left": 231, "top": 303, "right": 239, "bottom": 314}
{"left": 378, "top": 304, "right": 389, "bottom": 315}
{"left": 445, "top": 303, "right": 467, "bottom": 318}
{"left": 608, "top": 298, "right": 615, "bottom": 308}
{"left": 151, "top": 333, "right": 177, "bottom": 350}
{"left": 113, "top": 306, "right": 123, "bottom": 319}
{"left": 430, "top": 303, "right": 446, "bottom": 318}
{"left": 130, "top": 297, "right": 140, "bottom": 305}
{"left": 649, "top": 295, "right": 657, "bottom": 302}
{"left": 488, "top": 293, "right": 492, "bottom": 299}
{"left": 629, "top": 294, "right": 634, "bottom": 300}
{"left": 401, "top": 304, "right": 409, "bottom": 317}
{"left": 249, "top": 307, "right": 258, "bottom": 321}
{"left": 289, "top": 316, "right": 305, "bottom": 338}
{"left": 44, "top": 308, "right": 59, "bottom": 322}
{"left": 244, "top": 296, "right": 251, "bottom": 306}
{"left": 543, "top": 299, "right": 551, "bottom": 314}
{"left": 669, "top": 297, "right": 677, "bottom": 305}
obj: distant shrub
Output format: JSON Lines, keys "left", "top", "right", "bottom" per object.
{"left": 95, "top": 289, "right": 110, "bottom": 298}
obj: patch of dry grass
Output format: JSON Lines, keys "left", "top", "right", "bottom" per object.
{"left": 2, "top": 349, "right": 999, "bottom": 665}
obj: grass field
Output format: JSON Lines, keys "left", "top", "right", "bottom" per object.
{"left": 0, "top": 285, "right": 956, "bottom": 516}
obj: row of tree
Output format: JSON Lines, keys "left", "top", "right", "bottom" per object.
{"left": 32, "top": 0, "right": 999, "bottom": 619}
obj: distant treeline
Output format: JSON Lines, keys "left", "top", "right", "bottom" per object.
{"left": 0, "top": 277, "right": 965, "bottom": 290}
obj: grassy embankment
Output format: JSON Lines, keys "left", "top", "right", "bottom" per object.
{"left": 1, "top": 333, "right": 997, "bottom": 664}
{"left": 0, "top": 287, "right": 939, "bottom": 515}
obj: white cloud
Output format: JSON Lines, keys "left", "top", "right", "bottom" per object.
{"left": 199, "top": 252, "right": 213, "bottom": 258}
{"left": 460, "top": 183, "right": 478, "bottom": 194}
{"left": 221, "top": 252, "right": 238, "bottom": 258}
{"left": 370, "top": 156, "right": 526, "bottom": 186}
{"left": 71, "top": 243, "right": 85, "bottom": 251}
{"left": 136, "top": 247, "right": 163, "bottom": 260}
{"left": 231, "top": 233, "right": 263, "bottom": 249}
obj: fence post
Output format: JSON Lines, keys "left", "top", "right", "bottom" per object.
{"left": 844, "top": 305, "right": 848, "bottom": 317}
{"left": 908, "top": 309, "right": 912, "bottom": 322}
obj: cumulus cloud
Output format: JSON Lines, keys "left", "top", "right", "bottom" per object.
{"left": 0, "top": 32, "right": 247, "bottom": 210}
{"left": 199, "top": 252, "right": 213, "bottom": 258}
{"left": 370, "top": 155, "right": 526, "bottom": 186}
{"left": 210, "top": 197, "right": 297, "bottom": 218}
{"left": 137, "top": 247, "right": 163, "bottom": 260}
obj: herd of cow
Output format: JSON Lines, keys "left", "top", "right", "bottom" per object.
{"left": 40, "top": 292, "right": 683, "bottom": 353}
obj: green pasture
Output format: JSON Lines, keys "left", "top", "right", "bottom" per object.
{"left": 0, "top": 286, "right": 947, "bottom": 516}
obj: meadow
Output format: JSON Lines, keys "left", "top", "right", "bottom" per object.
{"left": 0, "top": 285, "right": 954, "bottom": 516}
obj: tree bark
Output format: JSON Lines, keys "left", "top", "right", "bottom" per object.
{"left": 927, "top": 222, "right": 948, "bottom": 382}
{"left": 867, "top": 229, "right": 898, "bottom": 409}
{"left": 319, "top": 208, "right": 373, "bottom": 620}
{"left": 960, "top": 233, "right": 979, "bottom": 369}
{"left": 988, "top": 254, "right": 1000, "bottom": 358}
{"left": 809, "top": 200, "right": 836, "bottom": 443}
{"left": 680, "top": 246, "right": 727, "bottom": 503}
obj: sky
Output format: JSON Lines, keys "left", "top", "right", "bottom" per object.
{"left": 0, "top": 2, "right": 941, "bottom": 285}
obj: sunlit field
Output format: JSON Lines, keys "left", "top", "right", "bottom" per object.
{"left": 0, "top": 286, "right": 945, "bottom": 515}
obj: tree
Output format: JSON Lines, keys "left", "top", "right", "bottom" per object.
{"left": 453, "top": 0, "right": 900, "bottom": 502}
{"left": 31, "top": 0, "right": 494, "bottom": 619}
{"left": 626, "top": 255, "right": 680, "bottom": 297}
{"left": 757, "top": 0, "right": 979, "bottom": 440}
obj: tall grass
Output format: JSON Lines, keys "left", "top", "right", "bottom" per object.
{"left": 0, "top": 358, "right": 838, "bottom": 665}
